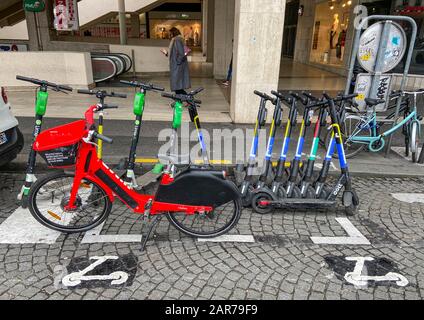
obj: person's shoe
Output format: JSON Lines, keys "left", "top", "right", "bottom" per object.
{"left": 222, "top": 81, "right": 230, "bottom": 86}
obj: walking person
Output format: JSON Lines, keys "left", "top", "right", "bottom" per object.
{"left": 223, "top": 39, "right": 234, "bottom": 87}
{"left": 222, "top": 55, "right": 233, "bottom": 87}
{"left": 161, "top": 27, "right": 191, "bottom": 94}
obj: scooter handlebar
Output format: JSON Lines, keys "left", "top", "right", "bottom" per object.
{"left": 161, "top": 92, "right": 202, "bottom": 105}
{"left": 120, "top": 80, "right": 165, "bottom": 92}
{"left": 254, "top": 90, "right": 273, "bottom": 102}
{"left": 16, "top": 75, "right": 73, "bottom": 92}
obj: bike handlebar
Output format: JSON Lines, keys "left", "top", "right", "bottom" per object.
{"left": 93, "top": 131, "right": 113, "bottom": 144}
{"left": 120, "top": 80, "right": 165, "bottom": 92}
{"left": 16, "top": 75, "right": 73, "bottom": 92}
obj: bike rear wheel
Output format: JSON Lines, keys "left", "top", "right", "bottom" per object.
{"left": 29, "top": 172, "right": 112, "bottom": 233}
{"left": 167, "top": 198, "right": 242, "bottom": 238}
{"left": 326, "top": 114, "right": 370, "bottom": 159}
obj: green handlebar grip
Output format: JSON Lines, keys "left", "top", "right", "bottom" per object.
{"left": 35, "top": 90, "right": 48, "bottom": 116}
{"left": 173, "top": 101, "right": 183, "bottom": 129}
{"left": 133, "top": 92, "right": 145, "bottom": 116}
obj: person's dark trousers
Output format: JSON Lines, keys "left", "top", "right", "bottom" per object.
{"left": 226, "top": 57, "right": 233, "bottom": 81}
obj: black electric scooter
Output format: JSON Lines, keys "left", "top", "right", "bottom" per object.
{"left": 279, "top": 92, "right": 316, "bottom": 199}
{"left": 266, "top": 91, "right": 297, "bottom": 199}
{"left": 239, "top": 90, "right": 274, "bottom": 207}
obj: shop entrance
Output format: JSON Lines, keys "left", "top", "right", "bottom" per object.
{"left": 282, "top": 0, "right": 300, "bottom": 58}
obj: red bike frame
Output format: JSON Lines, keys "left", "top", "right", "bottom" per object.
{"left": 64, "top": 105, "right": 213, "bottom": 215}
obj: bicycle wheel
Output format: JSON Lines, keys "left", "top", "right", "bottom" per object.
{"left": 167, "top": 198, "right": 242, "bottom": 238}
{"left": 325, "top": 114, "right": 371, "bottom": 159}
{"left": 410, "top": 122, "right": 419, "bottom": 163}
{"left": 29, "top": 172, "right": 112, "bottom": 233}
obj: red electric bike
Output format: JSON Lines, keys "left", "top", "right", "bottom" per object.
{"left": 27, "top": 90, "right": 242, "bottom": 241}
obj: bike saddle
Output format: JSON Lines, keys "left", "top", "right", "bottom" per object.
{"left": 365, "top": 98, "right": 385, "bottom": 107}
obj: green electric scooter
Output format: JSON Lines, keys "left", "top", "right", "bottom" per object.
{"left": 16, "top": 75, "right": 73, "bottom": 208}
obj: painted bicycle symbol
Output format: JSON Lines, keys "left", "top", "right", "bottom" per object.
{"left": 62, "top": 256, "right": 129, "bottom": 287}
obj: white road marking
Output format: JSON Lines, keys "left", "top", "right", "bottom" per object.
{"left": 311, "top": 218, "right": 371, "bottom": 245}
{"left": 391, "top": 147, "right": 424, "bottom": 166}
{"left": 344, "top": 257, "right": 408, "bottom": 288}
{"left": 62, "top": 256, "right": 129, "bottom": 287}
{"left": 198, "top": 235, "right": 255, "bottom": 243}
{"left": 81, "top": 222, "right": 143, "bottom": 244}
{"left": 392, "top": 193, "right": 424, "bottom": 204}
{"left": 0, "top": 207, "right": 60, "bottom": 244}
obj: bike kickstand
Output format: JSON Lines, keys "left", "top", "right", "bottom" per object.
{"left": 140, "top": 215, "right": 163, "bottom": 252}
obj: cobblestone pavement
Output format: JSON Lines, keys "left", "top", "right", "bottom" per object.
{"left": 0, "top": 172, "right": 424, "bottom": 300}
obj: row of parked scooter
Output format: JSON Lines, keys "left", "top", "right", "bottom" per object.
{"left": 16, "top": 75, "right": 359, "bottom": 226}
{"left": 235, "top": 90, "right": 359, "bottom": 216}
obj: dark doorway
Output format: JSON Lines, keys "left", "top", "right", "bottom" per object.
{"left": 282, "top": 0, "right": 300, "bottom": 58}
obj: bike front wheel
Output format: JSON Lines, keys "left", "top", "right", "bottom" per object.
{"left": 167, "top": 198, "right": 242, "bottom": 238}
{"left": 410, "top": 122, "right": 420, "bottom": 163}
{"left": 325, "top": 114, "right": 371, "bottom": 159}
{"left": 29, "top": 172, "right": 112, "bottom": 233}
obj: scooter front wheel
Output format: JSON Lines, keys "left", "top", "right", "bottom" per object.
{"left": 167, "top": 198, "right": 242, "bottom": 238}
{"left": 252, "top": 192, "right": 275, "bottom": 215}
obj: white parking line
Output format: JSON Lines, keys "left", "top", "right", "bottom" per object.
{"left": 81, "top": 222, "right": 143, "bottom": 244}
{"left": 310, "top": 218, "right": 371, "bottom": 245}
{"left": 197, "top": 235, "right": 255, "bottom": 243}
{"left": 0, "top": 207, "right": 60, "bottom": 244}
{"left": 392, "top": 193, "right": 424, "bottom": 204}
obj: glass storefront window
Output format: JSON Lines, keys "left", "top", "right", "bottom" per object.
{"left": 149, "top": 19, "right": 202, "bottom": 46}
{"left": 309, "top": 1, "right": 353, "bottom": 67}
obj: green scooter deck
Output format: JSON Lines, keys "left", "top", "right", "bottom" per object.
{"left": 135, "top": 164, "right": 164, "bottom": 188}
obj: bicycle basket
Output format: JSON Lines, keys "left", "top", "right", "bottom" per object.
{"left": 34, "top": 120, "right": 86, "bottom": 168}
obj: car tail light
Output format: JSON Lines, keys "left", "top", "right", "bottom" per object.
{"left": 1, "top": 87, "right": 8, "bottom": 104}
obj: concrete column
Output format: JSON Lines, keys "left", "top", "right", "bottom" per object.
{"left": 130, "top": 13, "right": 140, "bottom": 38}
{"left": 213, "top": 0, "right": 235, "bottom": 78}
{"left": 206, "top": 0, "right": 215, "bottom": 62}
{"left": 25, "top": 0, "right": 53, "bottom": 51}
{"left": 118, "top": 0, "right": 127, "bottom": 45}
{"left": 201, "top": 0, "right": 207, "bottom": 55}
{"left": 293, "top": 0, "right": 315, "bottom": 64}
{"left": 230, "top": 0, "right": 286, "bottom": 123}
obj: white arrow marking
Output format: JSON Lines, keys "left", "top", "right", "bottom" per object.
{"left": 344, "top": 257, "right": 409, "bottom": 287}
{"left": 0, "top": 207, "right": 61, "bottom": 244}
{"left": 62, "top": 256, "right": 129, "bottom": 287}
{"left": 81, "top": 222, "right": 143, "bottom": 244}
{"left": 311, "top": 218, "right": 371, "bottom": 245}
{"left": 198, "top": 235, "right": 255, "bottom": 243}
{"left": 392, "top": 193, "right": 424, "bottom": 204}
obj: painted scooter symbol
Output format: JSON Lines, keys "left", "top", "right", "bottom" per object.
{"left": 62, "top": 256, "right": 129, "bottom": 287}
{"left": 344, "top": 257, "right": 408, "bottom": 287}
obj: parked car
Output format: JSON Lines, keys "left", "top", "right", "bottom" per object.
{"left": 0, "top": 87, "right": 23, "bottom": 166}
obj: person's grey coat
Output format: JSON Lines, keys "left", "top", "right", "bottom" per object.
{"left": 169, "top": 36, "right": 191, "bottom": 92}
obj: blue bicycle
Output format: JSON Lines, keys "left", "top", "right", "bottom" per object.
{"left": 328, "top": 90, "right": 423, "bottom": 162}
